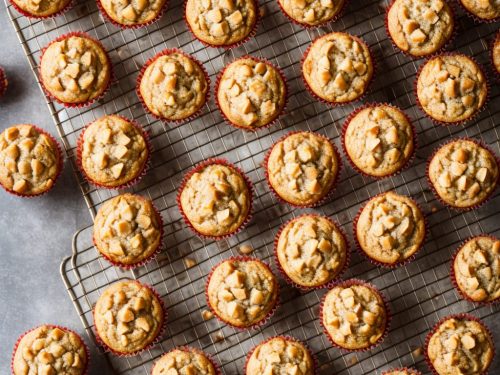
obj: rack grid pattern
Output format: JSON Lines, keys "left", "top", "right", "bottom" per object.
{"left": 6, "top": 0, "right": 500, "bottom": 373}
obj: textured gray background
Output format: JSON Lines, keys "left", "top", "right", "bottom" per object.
{"left": 0, "top": 5, "right": 109, "bottom": 373}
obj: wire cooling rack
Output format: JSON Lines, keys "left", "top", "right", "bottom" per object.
{"left": 6, "top": 0, "right": 500, "bottom": 372}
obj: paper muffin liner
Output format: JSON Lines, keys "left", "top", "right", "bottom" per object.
{"left": 273, "top": 213, "right": 351, "bottom": 291}
{"left": 352, "top": 190, "right": 428, "bottom": 269}
{"left": 414, "top": 52, "right": 490, "bottom": 127}
{"left": 93, "top": 280, "right": 167, "bottom": 357}
{"left": 244, "top": 335, "right": 317, "bottom": 375}
{"left": 176, "top": 158, "right": 254, "bottom": 240}
{"left": 76, "top": 115, "right": 152, "bottom": 190}
{"left": 150, "top": 346, "right": 222, "bottom": 375}
{"left": 204, "top": 256, "right": 280, "bottom": 331}
{"left": 8, "top": 0, "right": 74, "bottom": 19}
{"left": 263, "top": 130, "right": 342, "bottom": 208}
{"left": 381, "top": 368, "right": 422, "bottom": 375}
{"left": 455, "top": 0, "right": 500, "bottom": 23}
{"left": 214, "top": 55, "right": 289, "bottom": 132}
{"left": 490, "top": 31, "right": 500, "bottom": 81}
{"left": 96, "top": 0, "right": 167, "bottom": 29}
{"left": 92, "top": 196, "right": 164, "bottom": 270}
{"left": 449, "top": 235, "right": 500, "bottom": 306}
{"left": 0, "top": 66, "right": 8, "bottom": 97}
{"left": 424, "top": 313, "right": 495, "bottom": 375}
{"left": 38, "top": 31, "right": 113, "bottom": 109}
{"left": 341, "top": 102, "right": 417, "bottom": 180}
{"left": 384, "top": 0, "right": 457, "bottom": 59}
{"left": 319, "top": 278, "right": 392, "bottom": 352}
{"left": 183, "top": 0, "right": 260, "bottom": 50}
{"left": 276, "top": 0, "right": 350, "bottom": 29}
{"left": 11, "top": 324, "right": 90, "bottom": 375}
{"left": 425, "top": 136, "right": 500, "bottom": 211}
{"left": 301, "top": 32, "right": 376, "bottom": 107}
{"left": 0, "top": 125, "right": 64, "bottom": 198}
{"left": 136, "top": 48, "right": 210, "bottom": 125}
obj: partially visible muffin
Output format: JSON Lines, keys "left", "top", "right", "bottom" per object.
{"left": 416, "top": 54, "right": 487, "bottom": 124}
{"left": 277, "top": 0, "right": 345, "bottom": 26}
{"left": 426, "top": 316, "right": 494, "bottom": 375}
{"left": 493, "top": 32, "right": 500, "bottom": 75}
{"left": 387, "top": 0, "right": 454, "bottom": 57}
{"left": 302, "top": 32, "right": 373, "bottom": 104}
{"left": 382, "top": 369, "right": 422, "bottom": 375}
{"left": 10, "top": 0, "right": 71, "bottom": 17}
{"left": 459, "top": 0, "right": 499, "bottom": 21}
{"left": 79, "top": 115, "right": 149, "bottom": 188}
{"left": 356, "top": 191, "right": 426, "bottom": 266}
{"left": 139, "top": 50, "right": 208, "bottom": 121}
{"left": 428, "top": 139, "right": 499, "bottom": 209}
{"left": 246, "top": 337, "right": 314, "bottom": 375}
{"left": 185, "top": 0, "right": 258, "bottom": 47}
{"left": 266, "top": 132, "right": 340, "bottom": 207}
{"left": 321, "top": 280, "right": 388, "bottom": 350}
{"left": 179, "top": 160, "right": 252, "bottom": 238}
{"left": 217, "top": 57, "right": 286, "bottom": 130}
{"left": 152, "top": 347, "right": 218, "bottom": 375}
{"left": 94, "top": 280, "right": 164, "bottom": 354}
{"left": 40, "top": 34, "right": 111, "bottom": 106}
{"left": 0, "top": 124, "right": 61, "bottom": 196}
{"left": 343, "top": 104, "right": 414, "bottom": 178}
{"left": 98, "top": 0, "right": 166, "bottom": 27}
{"left": 206, "top": 257, "right": 278, "bottom": 328}
{"left": 276, "top": 214, "right": 347, "bottom": 288}
{"left": 12, "top": 325, "right": 88, "bottom": 375}
{"left": 94, "top": 194, "right": 162, "bottom": 267}
{"left": 453, "top": 235, "right": 500, "bottom": 303}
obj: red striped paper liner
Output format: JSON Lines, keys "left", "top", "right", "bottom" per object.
{"left": 276, "top": 0, "right": 350, "bottom": 29}
{"left": 0, "top": 125, "right": 64, "bottom": 198}
{"left": 136, "top": 48, "right": 210, "bottom": 125}
{"left": 319, "top": 278, "right": 391, "bottom": 352}
{"left": 76, "top": 115, "right": 152, "bottom": 190}
{"left": 274, "top": 213, "right": 350, "bottom": 291}
{"left": 96, "top": 0, "right": 167, "bottom": 29}
{"left": 0, "top": 66, "right": 8, "bottom": 97}
{"left": 214, "top": 55, "right": 288, "bottom": 132}
{"left": 264, "top": 130, "right": 342, "bottom": 208}
{"left": 177, "top": 158, "right": 254, "bottom": 240}
{"left": 205, "top": 256, "right": 279, "bottom": 331}
{"left": 8, "top": 0, "right": 73, "bottom": 19}
{"left": 151, "top": 346, "right": 222, "bottom": 375}
{"left": 341, "top": 102, "right": 417, "bottom": 179}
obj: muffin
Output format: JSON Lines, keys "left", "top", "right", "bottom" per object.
{"left": 178, "top": 160, "right": 252, "bottom": 238}
{"left": 246, "top": 337, "right": 314, "bottom": 375}
{"left": 343, "top": 104, "right": 414, "bottom": 178}
{"left": 416, "top": 54, "right": 487, "bottom": 124}
{"left": 217, "top": 57, "right": 286, "bottom": 130}
{"left": 98, "top": 0, "right": 166, "bottom": 27}
{"left": 302, "top": 32, "right": 373, "bottom": 105}
{"left": 275, "top": 214, "right": 348, "bottom": 288}
{"left": 78, "top": 115, "right": 149, "bottom": 188}
{"left": 0, "top": 124, "right": 62, "bottom": 196}
{"left": 426, "top": 315, "right": 494, "bottom": 375}
{"left": 277, "top": 0, "right": 345, "bottom": 26}
{"left": 93, "top": 194, "right": 162, "bottom": 267}
{"left": 152, "top": 347, "right": 218, "bottom": 375}
{"left": 321, "top": 280, "right": 388, "bottom": 350}
{"left": 493, "top": 32, "right": 500, "bottom": 75}
{"left": 428, "top": 139, "right": 499, "bottom": 209}
{"left": 12, "top": 325, "right": 88, "bottom": 375}
{"left": 355, "top": 191, "right": 426, "bottom": 266}
{"left": 459, "top": 0, "right": 499, "bottom": 21}
{"left": 452, "top": 235, "right": 500, "bottom": 303}
{"left": 386, "top": 0, "right": 454, "bottom": 57}
{"left": 94, "top": 280, "right": 164, "bottom": 354}
{"left": 9, "top": 0, "right": 71, "bottom": 18}
{"left": 382, "top": 369, "right": 422, "bottom": 375}
{"left": 138, "top": 50, "right": 208, "bottom": 122}
{"left": 206, "top": 257, "right": 279, "bottom": 329}
{"left": 266, "top": 132, "right": 340, "bottom": 207}
{"left": 185, "top": 0, "right": 258, "bottom": 47}
{"left": 40, "top": 33, "right": 111, "bottom": 106}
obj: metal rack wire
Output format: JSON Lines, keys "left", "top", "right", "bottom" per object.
{"left": 6, "top": 0, "right": 500, "bottom": 372}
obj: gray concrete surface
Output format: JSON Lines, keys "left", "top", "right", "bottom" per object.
{"left": 0, "top": 5, "right": 109, "bottom": 373}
